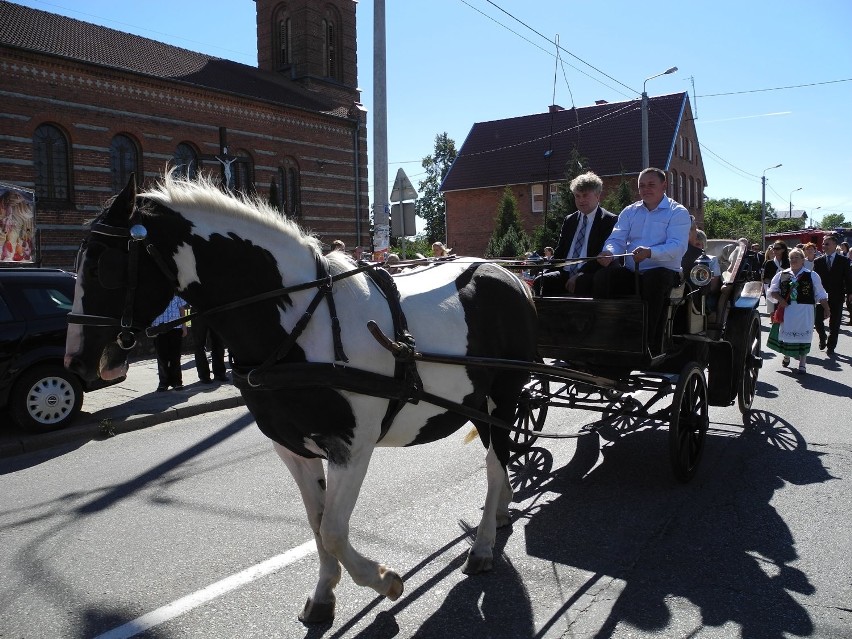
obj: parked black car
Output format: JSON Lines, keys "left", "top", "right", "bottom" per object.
{"left": 0, "top": 267, "right": 122, "bottom": 432}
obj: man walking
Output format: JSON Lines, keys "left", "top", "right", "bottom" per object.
{"left": 813, "top": 233, "right": 852, "bottom": 356}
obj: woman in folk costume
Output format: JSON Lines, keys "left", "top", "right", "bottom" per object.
{"left": 767, "top": 247, "right": 830, "bottom": 375}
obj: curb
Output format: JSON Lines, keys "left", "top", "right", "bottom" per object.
{"left": 0, "top": 396, "right": 245, "bottom": 459}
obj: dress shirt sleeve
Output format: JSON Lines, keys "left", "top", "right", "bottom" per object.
{"left": 768, "top": 271, "right": 783, "bottom": 297}
{"left": 604, "top": 208, "right": 632, "bottom": 255}
{"left": 649, "top": 205, "right": 691, "bottom": 264}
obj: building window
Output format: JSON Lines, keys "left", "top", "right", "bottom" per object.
{"left": 322, "top": 8, "right": 341, "bottom": 80}
{"left": 678, "top": 136, "right": 684, "bottom": 158}
{"left": 172, "top": 143, "right": 198, "bottom": 179}
{"left": 668, "top": 171, "right": 676, "bottom": 197}
{"left": 687, "top": 139, "right": 693, "bottom": 162}
{"left": 697, "top": 179, "right": 703, "bottom": 206}
{"left": 678, "top": 174, "right": 684, "bottom": 203}
{"left": 688, "top": 176, "right": 695, "bottom": 207}
{"left": 531, "top": 184, "right": 544, "bottom": 213}
{"left": 110, "top": 134, "right": 139, "bottom": 193}
{"left": 33, "top": 124, "right": 70, "bottom": 201}
{"left": 549, "top": 183, "right": 559, "bottom": 203}
{"left": 281, "top": 157, "right": 300, "bottom": 217}
{"left": 277, "top": 16, "right": 292, "bottom": 67}
{"left": 231, "top": 150, "right": 253, "bottom": 194}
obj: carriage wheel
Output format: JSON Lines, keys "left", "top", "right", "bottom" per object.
{"left": 733, "top": 309, "right": 762, "bottom": 415}
{"left": 510, "top": 375, "right": 550, "bottom": 452}
{"left": 668, "top": 362, "right": 709, "bottom": 483}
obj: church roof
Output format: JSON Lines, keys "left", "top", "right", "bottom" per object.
{"left": 0, "top": 1, "right": 338, "bottom": 114}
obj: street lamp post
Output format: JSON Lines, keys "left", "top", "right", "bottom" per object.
{"left": 641, "top": 66, "right": 678, "bottom": 169}
{"left": 789, "top": 186, "right": 803, "bottom": 218}
{"left": 761, "top": 163, "right": 782, "bottom": 249}
{"left": 812, "top": 206, "right": 822, "bottom": 229}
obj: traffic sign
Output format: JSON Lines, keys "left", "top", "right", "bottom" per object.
{"left": 390, "top": 168, "right": 417, "bottom": 202}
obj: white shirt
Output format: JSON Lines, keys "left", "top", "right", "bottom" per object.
{"left": 604, "top": 195, "right": 691, "bottom": 272}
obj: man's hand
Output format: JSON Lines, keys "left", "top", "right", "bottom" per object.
{"left": 632, "top": 246, "right": 652, "bottom": 264}
{"left": 597, "top": 250, "right": 614, "bottom": 267}
{"left": 565, "top": 274, "right": 578, "bottom": 294}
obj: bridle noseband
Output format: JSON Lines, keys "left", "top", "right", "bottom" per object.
{"left": 67, "top": 222, "right": 178, "bottom": 351}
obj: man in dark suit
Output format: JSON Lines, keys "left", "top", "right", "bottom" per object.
{"left": 533, "top": 171, "right": 617, "bottom": 297}
{"left": 813, "top": 233, "right": 852, "bottom": 356}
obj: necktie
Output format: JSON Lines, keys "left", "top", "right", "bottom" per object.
{"left": 828, "top": 255, "right": 833, "bottom": 269}
{"left": 569, "top": 213, "right": 588, "bottom": 274}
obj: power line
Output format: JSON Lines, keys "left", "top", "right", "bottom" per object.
{"left": 483, "top": 0, "right": 638, "bottom": 95}
{"left": 457, "top": 1, "right": 632, "bottom": 99}
{"left": 698, "top": 78, "right": 851, "bottom": 97}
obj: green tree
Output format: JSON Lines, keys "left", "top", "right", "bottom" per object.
{"left": 703, "top": 198, "right": 768, "bottom": 241}
{"left": 486, "top": 187, "right": 530, "bottom": 258}
{"left": 602, "top": 173, "right": 634, "bottom": 214}
{"left": 820, "top": 213, "right": 847, "bottom": 230}
{"left": 416, "top": 132, "right": 457, "bottom": 244}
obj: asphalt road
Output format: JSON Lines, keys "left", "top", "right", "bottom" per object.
{"left": 1, "top": 321, "right": 851, "bottom": 638}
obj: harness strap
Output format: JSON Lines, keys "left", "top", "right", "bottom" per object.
{"left": 363, "top": 266, "right": 423, "bottom": 440}
{"left": 146, "top": 261, "right": 373, "bottom": 337}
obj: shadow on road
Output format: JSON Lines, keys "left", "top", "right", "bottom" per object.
{"left": 514, "top": 410, "right": 833, "bottom": 637}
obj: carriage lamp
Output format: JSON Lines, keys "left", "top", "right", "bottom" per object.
{"left": 689, "top": 253, "right": 713, "bottom": 288}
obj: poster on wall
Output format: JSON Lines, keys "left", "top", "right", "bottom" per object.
{"left": 0, "top": 182, "right": 36, "bottom": 263}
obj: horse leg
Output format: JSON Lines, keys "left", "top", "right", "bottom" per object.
{"left": 463, "top": 391, "right": 516, "bottom": 575}
{"left": 272, "top": 443, "right": 341, "bottom": 623}
{"left": 320, "top": 453, "right": 405, "bottom": 601}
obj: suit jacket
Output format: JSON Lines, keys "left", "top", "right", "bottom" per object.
{"left": 813, "top": 252, "right": 852, "bottom": 301}
{"left": 553, "top": 206, "right": 617, "bottom": 274}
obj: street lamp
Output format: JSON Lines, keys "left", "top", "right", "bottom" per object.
{"left": 812, "top": 206, "right": 822, "bottom": 228}
{"left": 789, "top": 187, "right": 803, "bottom": 217}
{"left": 761, "top": 163, "right": 782, "bottom": 249}
{"left": 641, "top": 66, "right": 678, "bottom": 169}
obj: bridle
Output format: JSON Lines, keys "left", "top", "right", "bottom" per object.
{"left": 67, "top": 222, "right": 178, "bottom": 350}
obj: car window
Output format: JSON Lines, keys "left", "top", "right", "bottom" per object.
{"left": 21, "top": 285, "right": 74, "bottom": 317}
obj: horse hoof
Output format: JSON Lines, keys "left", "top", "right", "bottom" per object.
{"left": 298, "top": 596, "right": 335, "bottom": 624}
{"left": 461, "top": 553, "right": 493, "bottom": 575}
{"left": 380, "top": 566, "right": 404, "bottom": 601}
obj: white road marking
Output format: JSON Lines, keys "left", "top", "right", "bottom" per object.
{"left": 93, "top": 540, "right": 316, "bottom": 639}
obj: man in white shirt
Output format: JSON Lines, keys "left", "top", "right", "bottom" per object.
{"left": 593, "top": 167, "right": 691, "bottom": 354}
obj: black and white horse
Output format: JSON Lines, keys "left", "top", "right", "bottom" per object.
{"left": 65, "top": 174, "right": 538, "bottom": 623}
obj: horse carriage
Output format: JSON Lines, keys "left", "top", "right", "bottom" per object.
{"left": 64, "top": 175, "right": 762, "bottom": 622}
{"left": 508, "top": 241, "right": 763, "bottom": 482}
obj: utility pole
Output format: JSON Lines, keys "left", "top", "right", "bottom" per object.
{"left": 372, "top": 0, "right": 389, "bottom": 258}
{"left": 641, "top": 66, "right": 677, "bottom": 169}
{"left": 761, "top": 163, "right": 781, "bottom": 249}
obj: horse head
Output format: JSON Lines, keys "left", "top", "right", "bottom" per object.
{"left": 65, "top": 176, "right": 183, "bottom": 382}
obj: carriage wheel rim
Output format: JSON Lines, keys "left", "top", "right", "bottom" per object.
{"left": 670, "top": 364, "right": 709, "bottom": 481}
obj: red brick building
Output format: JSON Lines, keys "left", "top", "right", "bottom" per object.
{"left": 441, "top": 93, "right": 706, "bottom": 257}
{"left": 0, "top": 0, "right": 368, "bottom": 268}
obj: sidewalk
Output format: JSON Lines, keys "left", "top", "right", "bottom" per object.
{"left": 0, "top": 354, "right": 244, "bottom": 459}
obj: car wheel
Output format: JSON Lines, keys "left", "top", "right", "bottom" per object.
{"left": 10, "top": 364, "right": 84, "bottom": 432}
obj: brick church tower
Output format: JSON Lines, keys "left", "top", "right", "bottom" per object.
{"left": 255, "top": 0, "right": 360, "bottom": 106}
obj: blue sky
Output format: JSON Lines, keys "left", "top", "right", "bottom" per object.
{"left": 17, "top": 0, "right": 852, "bottom": 228}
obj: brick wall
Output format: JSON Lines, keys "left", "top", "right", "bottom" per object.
{"left": 1, "top": 6, "right": 368, "bottom": 268}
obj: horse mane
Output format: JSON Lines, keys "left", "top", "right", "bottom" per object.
{"left": 139, "top": 171, "right": 323, "bottom": 255}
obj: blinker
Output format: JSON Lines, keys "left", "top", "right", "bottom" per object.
{"left": 98, "top": 248, "right": 128, "bottom": 289}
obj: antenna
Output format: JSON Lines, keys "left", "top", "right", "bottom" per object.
{"left": 689, "top": 76, "right": 698, "bottom": 119}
